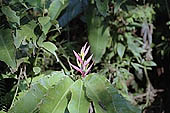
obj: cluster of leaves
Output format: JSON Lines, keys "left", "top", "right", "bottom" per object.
{"left": 0, "top": 0, "right": 159, "bottom": 112}
{"left": 8, "top": 71, "right": 140, "bottom": 113}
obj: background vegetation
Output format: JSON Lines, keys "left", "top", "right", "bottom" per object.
{"left": 0, "top": 0, "right": 170, "bottom": 113}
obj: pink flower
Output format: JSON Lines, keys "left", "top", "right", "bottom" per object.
{"left": 69, "top": 42, "right": 94, "bottom": 77}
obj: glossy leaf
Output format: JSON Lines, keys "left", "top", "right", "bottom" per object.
{"left": 87, "top": 9, "right": 110, "bottom": 63}
{"left": 117, "top": 43, "right": 126, "bottom": 59}
{"left": 68, "top": 79, "right": 90, "bottom": 113}
{"left": 0, "top": 29, "right": 16, "bottom": 68}
{"left": 85, "top": 74, "right": 141, "bottom": 113}
{"left": 39, "top": 76, "right": 74, "bottom": 113}
{"left": 49, "top": 0, "right": 69, "bottom": 20}
{"left": 1, "top": 6, "right": 20, "bottom": 25}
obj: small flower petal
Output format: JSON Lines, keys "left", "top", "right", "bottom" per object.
{"left": 84, "top": 45, "right": 90, "bottom": 58}
{"left": 81, "top": 42, "right": 87, "bottom": 55}
{"left": 69, "top": 62, "right": 83, "bottom": 73}
{"left": 84, "top": 62, "right": 94, "bottom": 76}
{"left": 84, "top": 54, "right": 93, "bottom": 67}
{"left": 73, "top": 50, "right": 83, "bottom": 64}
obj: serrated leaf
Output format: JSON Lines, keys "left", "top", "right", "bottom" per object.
{"left": 49, "top": 0, "right": 69, "bottom": 20}
{"left": 1, "top": 6, "right": 20, "bottom": 25}
{"left": 39, "top": 77, "right": 74, "bottom": 113}
{"left": 87, "top": 10, "right": 110, "bottom": 63}
{"left": 68, "top": 79, "right": 90, "bottom": 113}
{"left": 95, "top": 0, "right": 109, "bottom": 16}
{"left": 0, "top": 29, "right": 16, "bottom": 68}
{"left": 41, "top": 42, "right": 59, "bottom": 61}
{"left": 38, "top": 16, "right": 51, "bottom": 35}
{"left": 9, "top": 83, "right": 47, "bottom": 113}
{"left": 85, "top": 74, "right": 141, "bottom": 113}
{"left": 117, "top": 43, "right": 125, "bottom": 59}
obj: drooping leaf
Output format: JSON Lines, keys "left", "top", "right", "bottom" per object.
{"left": 0, "top": 29, "right": 16, "bottom": 68}
{"left": 87, "top": 9, "right": 110, "bottom": 63}
{"left": 1, "top": 6, "right": 20, "bottom": 25}
{"left": 49, "top": 0, "right": 69, "bottom": 20}
{"left": 39, "top": 76, "right": 74, "bottom": 113}
{"left": 68, "top": 79, "right": 90, "bottom": 113}
{"left": 117, "top": 43, "right": 125, "bottom": 59}
{"left": 95, "top": 0, "right": 109, "bottom": 16}
{"left": 38, "top": 16, "right": 51, "bottom": 35}
{"left": 85, "top": 74, "right": 141, "bottom": 113}
{"left": 41, "top": 42, "right": 59, "bottom": 61}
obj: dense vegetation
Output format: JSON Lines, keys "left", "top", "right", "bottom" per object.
{"left": 0, "top": 0, "right": 170, "bottom": 113}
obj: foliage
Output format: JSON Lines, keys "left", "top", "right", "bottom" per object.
{"left": 0, "top": 0, "right": 164, "bottom": 112}
{"left": 9, "top": 71, "right": 140, "bottom": 113}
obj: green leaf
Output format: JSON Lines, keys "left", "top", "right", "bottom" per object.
{"left": 0, "top": 29, "right": 16, "bottom": 68}
{"left": 15, "top": 21, "right": 37, "bottom": 48}
{"left": 41, "top": 42, "right": 59, "bottom": 61}
{"left": 0, "top": 111, "right": 6, "bottom": 113}
{"left": 114, "top": 0, "right": 127, "bottom": 14}
{"left": 1, "top": 6, "right": 20, "bottom": 25}
{"left": 9, "top": 71, "right": 66, "bottom": 113}
{"left": 85, "top": 74, "right": 141, "bottom": 113}
{"left": 117, "top": 43, "right": 125, "bottom": 59}
{"left": 131, "top": 62, "right": 144, "bottom": 71}
{"left": 95, "top": 0, "right": 109, "bottom": 16}
{"left": 39, "top": 76, "right": 74, "bottom": 113}
{"left": 33, "top": 67, "right": 41, "bottom": 75}
{"left": 143, "top": 61, "right": 157, "bottom": 67}
{"left": 9, "top": 83, "right": 47, "bottom": 113}
{"left": 87, "top": 9, "right": 110, "bottom": 63}
{"left": 38, "top": 16, "right": 51, "bottom": 35}
{"left": 68, "top": 79, "right": 90, "bottom": 113}
{"left": 49, "top": 0, "right": 69, "bottom": 20}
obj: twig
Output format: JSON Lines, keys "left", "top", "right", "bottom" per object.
{"left": 10, "top": 67, "right": 22, "bottom": 109}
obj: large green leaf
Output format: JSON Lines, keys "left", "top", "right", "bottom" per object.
{"left": 9, "top": 83, "right": 47, "bottom": 113}
{"left": 0, "top": 29, "right": 16, "bottom": 68}
{"left": 1, "top": 6, "right": 20, "bottom": 25}
{"left": 95, "top": 0, "right": 109, "bottom": 16}
{"left": 49, "top": 0, "right": 69, "bottom": 20}
{"left": 85, "top": 74, "right": 141, "bottom": 113}
{"left": 39, "top": 76, "right": 74, "bottom": 113}
{"left": 68, "top": 79, "right": 90, "bottom": 113}
{"left": 87, "top": 9, "right": 110, "bottom": 63}
{"left": 9, "top": 71, "right": 66, "bottom": 113}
